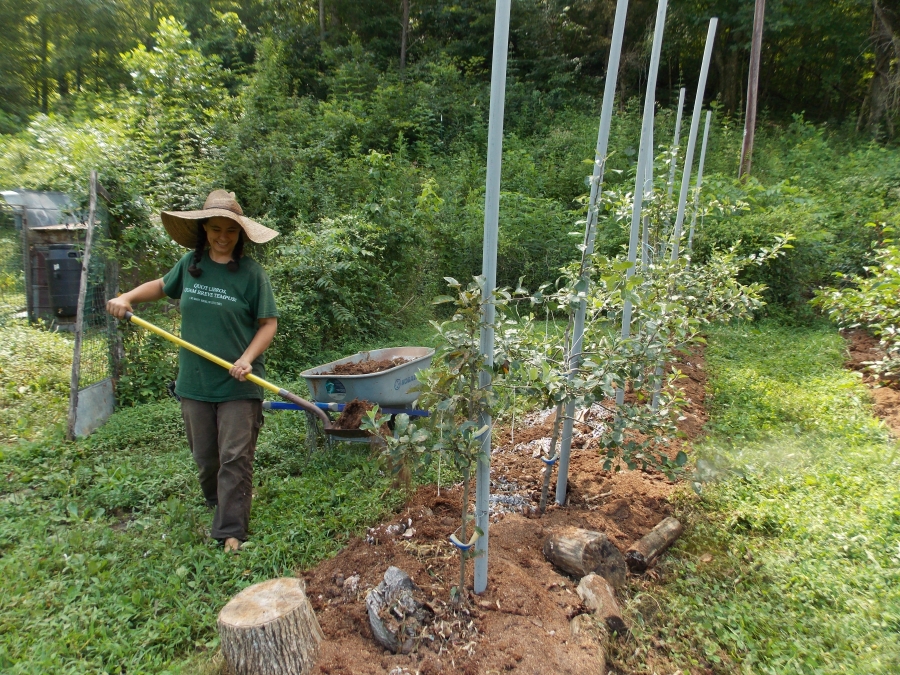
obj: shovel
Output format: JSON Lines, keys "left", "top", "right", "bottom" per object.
{"left": 123, "top": 311, "right": 332, "bottom": 429}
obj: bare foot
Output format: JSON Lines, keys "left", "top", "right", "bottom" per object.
{"left": 224, "top": 537, "right": 241, "bottom": 553}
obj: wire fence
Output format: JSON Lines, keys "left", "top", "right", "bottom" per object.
{"left": 0, "top": 206, "right": 25, "bottom": 320}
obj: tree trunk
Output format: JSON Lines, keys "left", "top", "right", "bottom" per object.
{"left": 625, "top": 516, "right": 683, "bottom": 572}
{"left": 40, "top": 21, "right": 49, "bottom": 114}
{"left": 860, "top": 0, "right": 899, "bottom": 137}
{"left": 543, "top": 527, "right": 626, "bottom": 589}
{"left": 319, "top": 0, "right": 326, "bottom": 43}
{"left": 218, "top": 577, "right": 324, "bottom": 675}
{"left": 400, "top": 0, "right": 410, "bottom": 71}
{"left": 739, "top": 0, "right": 766, "bottom": 180}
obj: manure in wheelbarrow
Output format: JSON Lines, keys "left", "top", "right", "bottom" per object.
{"left": 328, "top": 357, "right": 410, "bottom": 376}
{"left": 334, "top": 399, "right": 375, "bottom": 430}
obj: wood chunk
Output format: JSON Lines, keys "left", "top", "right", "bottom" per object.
{"left": 577, "top": 574, "right": 628, "bottom": 636}
{"left": 626, "top": 516, "right": 684, "bottom": 572}
{"left": 543, "top": 527, "right": 627, "bottom": 589}
{"left": 218, "top": 577, "right": 324, "bottom": 675}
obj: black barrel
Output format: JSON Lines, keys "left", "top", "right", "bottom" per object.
{"left": 46, "top": 244, "right": 82, "bottom": 317}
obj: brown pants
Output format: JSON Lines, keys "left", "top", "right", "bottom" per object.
{"left": 181, "top": 398, "right": 263, "bottom": 542}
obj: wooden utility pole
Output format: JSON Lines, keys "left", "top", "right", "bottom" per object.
{"left": 400, "top": 0, "right": 410, "bottom": 70}
{"left": 739, "top": 0, "right": 765, "bottom": 180}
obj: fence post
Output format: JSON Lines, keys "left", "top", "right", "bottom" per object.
{"left": 66, "top": 170, "right": 98, "bottom": 441}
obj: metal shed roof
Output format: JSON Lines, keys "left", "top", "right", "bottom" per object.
{"left": 0, "top": 189, "right": 80, "bottom": 228}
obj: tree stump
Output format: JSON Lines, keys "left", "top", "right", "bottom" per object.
{"left": 543, "top": 527, "right": 627, "bottom": 589}
{"left": 218, "top": 577, "right": 324, "bottom": 675}
{"left": 626, "top": 517, "right": 684, "bottom": 572}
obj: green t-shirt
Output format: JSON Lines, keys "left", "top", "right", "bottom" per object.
{"left": 162, "top": 251, "right": 279, "bottom": 402}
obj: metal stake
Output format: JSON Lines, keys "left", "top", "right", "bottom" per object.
{"left": 475, "top": 0, "right": 511, "bottom": 595}
{"left": 688, "top": 111, "right": 713, "bottom": 254}
{"left": 554, "top": 0, "right": 631, "bottom": 506}
{"left": 671, "top": 18, "right": 718, "bottom": 261}
{"left": 617, "top": 0, "right": 669, "bottom": 407}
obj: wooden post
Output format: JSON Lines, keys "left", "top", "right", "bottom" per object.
{"left": 66, "top": 170, "right": 97, "bottom": 441}
{"left": 400, "top": 0, "right": 410, "bottom": 70}
{"left": 739, "top": 0, "right": 765, "bottom": 180}
{"left": 218, "top": 577, "right": 323, "bottom": 675}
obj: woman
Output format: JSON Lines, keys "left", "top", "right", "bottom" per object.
{"left": 107, "top": 190, "right": 279, "bottom": 552}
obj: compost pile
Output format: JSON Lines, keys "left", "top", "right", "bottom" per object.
{"left": 329, "top": 357, "right": 411, "bottom": 376}
{"left": 299, "top": 348, "right": 710, "bottom": 675}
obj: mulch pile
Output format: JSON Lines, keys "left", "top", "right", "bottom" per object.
{"left": 297, "top": 347, "right": 709, "bottom": 675}
{"left": 329, "top": 358, "right": 411, "bottom": 376}
{"left": 842, "top": 329, "right": 900, "bottom": 436}
{"left": 333, "top": 399, "right": 376, "bottom": 430}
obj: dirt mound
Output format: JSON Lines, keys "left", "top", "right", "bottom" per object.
{"left": 329, "top": 358, "right": 410, "bottom": 376}
{"left": 298, "top": 350, "right": 709, "bottom": 675}
{"left": 843, "top": 329, "right": 900, "bottom": 437}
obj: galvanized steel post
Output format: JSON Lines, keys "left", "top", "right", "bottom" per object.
{"left": 475, "top": 0, "right": 511, "bottom": 595}
{"left": 688, "top": 111, "right": 713, "bottom": 254}
{"left": 671, "top": 19, "right": 718, "bottom": 261}
{"left": 555, "top": 0, "right": 630, "bottom": 507}
{"left": 617, "top": 0, "right": 668, "bottom": 407}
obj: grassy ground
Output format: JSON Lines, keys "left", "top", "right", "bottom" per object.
{"left": 621, "top": 321, "right": 900, "bottom": 674}
{"left": 4, "top": 318, "right": 899, "bottom": 673}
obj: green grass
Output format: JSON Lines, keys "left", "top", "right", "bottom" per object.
{"left": 0, "top": 401, "right": 405, "bottom": 673}
{"left": 630, "top": 321, "right": 900, "bottom": 674}
{"left": 0, "top": 321, "right": 72, "bottom": 442}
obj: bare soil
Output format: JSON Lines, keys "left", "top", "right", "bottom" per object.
{"left": 299, "top": 348, "right": 709, "bottom": 675}
{"left": 842, "top": 329, "right": 900, "bottom": 437}
{"left": 329, "top": 358, "right": 411, "bottom": 376}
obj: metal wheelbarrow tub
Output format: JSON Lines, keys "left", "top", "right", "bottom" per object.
{"left": 300, "top": 347, "right": 435, "bottom": 408}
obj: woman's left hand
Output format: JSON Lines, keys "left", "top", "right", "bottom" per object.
{"left": 230, "top": 359, "right": 253, "bottom": 381}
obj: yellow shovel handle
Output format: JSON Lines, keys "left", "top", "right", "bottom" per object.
{"left": 126, "top": 312, "right": 279, "bottom": 394}
{"left": 123, "top": 311, "right": 332, "bottom": 428}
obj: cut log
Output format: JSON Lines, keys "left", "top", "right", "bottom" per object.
{"left": 577, "top": 574, "right": 628, "bottom": 636}
{"left": 218, "top": 577, "right": 324, "bottom": 675}
{"left": 626, "top": 516, "right": 684, "bottom": 572}
{"left": 543, "top": 527, "right": 627, "bottom": 589}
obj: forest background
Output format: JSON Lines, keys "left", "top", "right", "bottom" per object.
{"left": 1, "top": 0, "right": 900, "bottom": 401}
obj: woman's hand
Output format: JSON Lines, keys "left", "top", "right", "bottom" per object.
{"left": 106, "top": 279, "right": 166, "bottom": 319}
{"left": 230, "top": 358, "right": 253, "bottom": 381}
{"left": 106, "top": 295, "right": 133, "bottom": 319}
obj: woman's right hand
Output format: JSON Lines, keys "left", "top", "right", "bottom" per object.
{"left": 106, "top": 295, "right": 133, "bottom": 319}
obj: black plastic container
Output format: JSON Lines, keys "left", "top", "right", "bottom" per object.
{"left": 46, "top": 244, "right": 81, "bottom": 317}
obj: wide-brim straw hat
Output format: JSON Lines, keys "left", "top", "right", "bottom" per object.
{"left": 160, "top": 190, "right": 278, "bottom": 248}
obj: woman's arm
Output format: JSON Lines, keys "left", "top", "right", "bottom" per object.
{"left": 230, "top": 317, "right": 278, "bottom": 381}
{"left": 106, "top": 278, "right": 166, "bottom": 318}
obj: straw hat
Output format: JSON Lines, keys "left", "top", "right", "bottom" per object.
{"left": 160, "top": 190, "right": 278, "bottom": 248}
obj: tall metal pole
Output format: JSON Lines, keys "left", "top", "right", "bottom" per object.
{"left": 616, "top": 0, "right": 668, "bottom": 407}
{"left": 555, "top": 0, "right": 630, "bottom": 507}
{"left": 640, "top": 122, "right": 654, "bottom": 268}
{"left": 688, "top": 111, "right": 713, "bottom": 253}
{"left": 671, "top": 18, "right": 718, "bottom": 261}
{"left": 739, "top": 0, "right": 765, "bottom": 180}
{"left": 666, "top": 87, "right": 686, "bottom": 198}
{"left": 475, "top": 0, "right": 511, "bottom": 595}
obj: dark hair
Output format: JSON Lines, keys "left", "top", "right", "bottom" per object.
{"left": 187, "top": 219, "right": 244, "bottom": 277}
